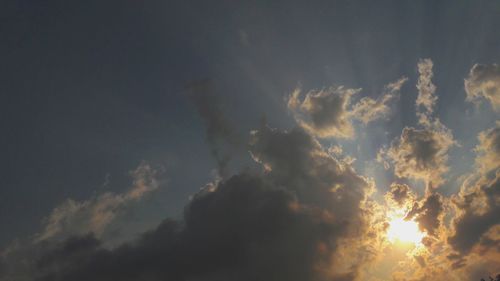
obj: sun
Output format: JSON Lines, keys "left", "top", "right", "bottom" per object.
{"left": 387, "top": 216, "right": 425, "bottom": 245}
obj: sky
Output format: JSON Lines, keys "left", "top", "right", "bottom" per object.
{"left": 1, "top": 0, "right": 500, "bottom": 280}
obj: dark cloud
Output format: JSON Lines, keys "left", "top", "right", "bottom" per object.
{"left": 249, "top": 125, "right": 373, "bottom": 221}
{"left": 447, "top": 122, "right": 500, "bottom": 258}
{"left": 186, "top": 80, "right": 241, "bottom": 177}
{"left": 385, "top": 183, "right": 414, "bottom": 207}
{"left": 1, "top": 125, "right": 374, "bottom": 281}
{"left": 405, "top": 193, "right": 444, "bottom": 237}
{"left": 465, "top": 64, "right": 500, "bottom": 111}
{"left": 479, "top": 236, "right": 500, "bottom": 255}
{"left": 448, "top": 170, "right": 500, "bottom": 255}
{"left": 28, "top": 174, "right": 346, "bottom": 281}
{"left": 414, "top": 255, "right": 426, "bottom": 268}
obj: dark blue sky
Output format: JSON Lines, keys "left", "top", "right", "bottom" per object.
{"left": 1, "top": 0, "right": 499, "bottom": 249}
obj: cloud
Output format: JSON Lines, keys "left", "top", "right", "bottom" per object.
{"left": 446, "top": 121, "right": 500, "bottom": 260}
{"left": 475, "top": 121, "right": 500, "bottom": 173}
{"left": 35, "top": 162, "right": 161, "bottom": 242}
{"left": 287, "top": 86, "right": 359, "bottom": 138}
{"left": 448, "top": 170, "right": 500, "bottom": 256}
{"left": 385, "top": 183, "right": 415, "bottom": 208}
{"left": 248, "top": 125, "right": 374, "bottom": 218}
{"left": 30, "top": 174, "right": 349, "bottom": 281}
{"left": 465, "top": 63, "right": 500, "bottom": 111}
{"left": 405, "top": 193, "right": 444, "bottom": 237}
{"left": 379, "top": 59, "right": 456, "bottom": 189}
{"left": 287, "top": 78, "right": 406, "bottom": 138}
{"left": 1, "top": 124, "right": 379, "bottom": 281}
{"left": 416, "top": 58, "right": 438, "bottom": 125}
{"left": 381, "top": 126, "right": 455, "bottom": 187}
{"left": 351, "top": 77, "right": 408, "bottom": 125}
{"left": 5, "top": 59, "right": 500, "bottom": 280}
{"left": 186, "top": 79, "right": 241, "bottom": 177}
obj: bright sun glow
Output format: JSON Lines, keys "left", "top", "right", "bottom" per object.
{"left": 387, "top": 217, "right": 425, "bottom": 245}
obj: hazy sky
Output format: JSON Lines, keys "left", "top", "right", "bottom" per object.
{"left": 1, "top": 1, "right": 500, "bottom": 280}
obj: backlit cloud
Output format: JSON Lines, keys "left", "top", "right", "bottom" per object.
{"left": 382, "top": 125, "right": 455, "bottom": 187}
{"left": 36, "top": 162, "right": 161, "bottom": 242}
{"left": 1, "top": 125, "right": 379, "bottom": 281}
{"left": 380, "top": 59, "right": 456, "bottom": 188}
{"left": 416, "top": 58, "right": 438, "bottom": 125}
{"left": 475, "top": 121, "right": 500, "bottom": 173}
{"left": 1, "top": 60, "right": 499, "bottom": 281}
{"left": 287, "top": 78, "right": 407, "bottom": 138}
{"left": 465, "top": 63, "right": 500, "bottom": 111}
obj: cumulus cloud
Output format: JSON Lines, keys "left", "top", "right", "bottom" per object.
{"left": 5, "top": 59, "right": 500, "bottom": 281}
{"left": 287, "top": 86, "right": 359, "bottom": 138}
{"left": 0, "top": 124, "right": 379, "bottom": 281}
{"left": 35, "top": 162, "right": 161, "bottom": 242}
{"left": 248, "top": 125, "right": 388, "bottom": 278}
{"left": 446, "top": 121, "right": 500, "bottom": 262}
{"left": 249, "top": 125, "right": 374, "bottom": 219}
{"left": 287, "top": 78, "right": 406, "bottom": 138}
{"left": 449, "top": 170, "right": 500, "bottom": 256}
{"left": 29, "top": 174, "right": 348, "bottom": 281}
{"left": 385, "top": 183, "right": 415, "bottom": 208}
{"left": 381, "top": 126, "right": 455, "bottom": 187}
{"left": 406, "top": 193, "right": 445, "bottom": 237}
{"left": 465, "top": 63, "right": 500, "bottom": 111}
{"left": 380, "top": 59, "right": 456, "bottom": 189}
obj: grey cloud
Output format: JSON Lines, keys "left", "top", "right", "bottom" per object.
{"left": 444, "top": 122, "right": 500, "bottom": 269}
{"left": 405, "top": 193, "right": 444, "bottom": 237}
{"left": 187, "top": 80, "right": 240, "bottom": 177}
{"left": 249, "top": 125, "right": 373, "bottom": 221}
{"left": 445, "top": 122, "right": 500, "bottom": 258}
{"left": 448, "top": 170, "right": 500, "bottom": 256}
{"left": 1, "top": 125, "right": 375, "bottom": 281}
{"left": 249, "top": 125, "right": 380, "bottom": 277}
{"left": 385, "top": 183, "right": 414, "bottom": 207}
{"left": 465, "top": 64, "right": 500, "bottom": 111}
{"left": 29, "top": 174, "right": 345, "bottom": 281}
{"left": 478, "top": 236, "right": 500, "bottom": 255}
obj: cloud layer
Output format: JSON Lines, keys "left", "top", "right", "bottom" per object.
{"left": 2, "top": 59, "right": 500, "bottom": 281}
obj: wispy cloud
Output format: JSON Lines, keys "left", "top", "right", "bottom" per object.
{"left": 36, "top": 162, "right": 161, "bottom": 242}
